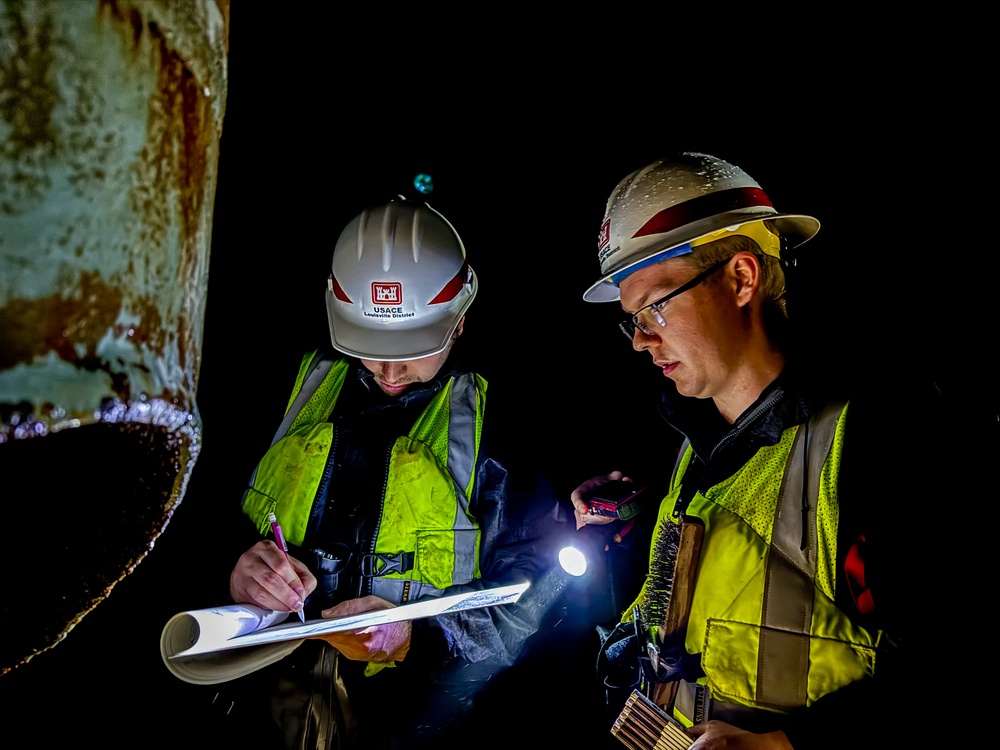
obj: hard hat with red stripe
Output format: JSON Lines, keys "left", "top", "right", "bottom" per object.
{"left": 583, "top": 152, "right": 821, "bottom": 303}
{"left": 326, "top": 198, "right": 477, "bottom": 361}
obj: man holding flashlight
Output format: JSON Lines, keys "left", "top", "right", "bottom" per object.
{"left": 570, "top": 152, "right": 975, "bottom": 749}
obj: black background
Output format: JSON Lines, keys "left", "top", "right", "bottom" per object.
{"left": 0, "top": 6, "right": 994, "bottom": 748}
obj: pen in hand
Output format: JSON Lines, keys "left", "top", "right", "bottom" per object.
{"left": 268, "top": 512, "right": 306, "bottom": 622}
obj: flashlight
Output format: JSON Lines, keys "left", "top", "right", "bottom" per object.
{"left": 558, "top": 545, "right": 587, "bottom": 577}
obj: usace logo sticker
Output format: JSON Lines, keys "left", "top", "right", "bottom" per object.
{"left": 366, "top": 282, "right": 415, "bottom": 320}
{"left": 597, "top": 218, "right": 615, "bottom": 266}
{"left": 372, "top": 282, "right": 401, "bottom": 305}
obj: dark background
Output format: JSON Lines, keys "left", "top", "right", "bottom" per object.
{"left": 1, "top": 6, "right": 993, "bottom": 748}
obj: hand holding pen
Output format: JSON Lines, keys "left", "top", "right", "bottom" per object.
{"left": 269, "top": 512, "right": 306, "bottom": 622}
{"left": 229, "top": 538, "right": 316, "bottom": 618}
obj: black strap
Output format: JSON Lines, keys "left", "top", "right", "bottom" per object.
{"left": 358, "top": 551, "right": 415, "bottom": 577}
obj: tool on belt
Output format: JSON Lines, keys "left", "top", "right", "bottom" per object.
{"left": 609, "top": 516, "right": 704, "bottom": 749}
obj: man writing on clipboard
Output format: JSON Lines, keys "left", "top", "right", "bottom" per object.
{"left": 223, "top": 197, "right": 561, "bottom": 750}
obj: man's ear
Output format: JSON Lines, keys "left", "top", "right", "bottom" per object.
{"left": 454, "top": 316, "right": 465, "bottom": 338}
{"left": 730, "top": 253, "right": 760, "bottom": 308}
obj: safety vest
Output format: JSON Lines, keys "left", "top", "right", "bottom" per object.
{"left": 241, "top": 350, "right": 486, "bottom": 604}
{"left": 636, "top": 400, "right": 880, "bottom": 724}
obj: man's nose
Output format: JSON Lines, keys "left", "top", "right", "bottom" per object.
{"left": 632, "top": 327, "right": 659, "bottom": 352}
{"left": 380, "top": 362, "right": 407, "bottom": 381}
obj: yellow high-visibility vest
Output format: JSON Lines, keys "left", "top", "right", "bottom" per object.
{"left": 242, "top": 350, "right": 486, "bottom": 603}
{"left": 630, "top": 401, "right": 879, "bottom": 722}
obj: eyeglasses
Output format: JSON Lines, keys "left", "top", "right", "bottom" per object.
{"left": 619, "top": 258, "right": 730, "bottom": 340}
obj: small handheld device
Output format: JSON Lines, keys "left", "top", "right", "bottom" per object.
{"left": 588, "top": 480, "right": 647, "bottom": 521}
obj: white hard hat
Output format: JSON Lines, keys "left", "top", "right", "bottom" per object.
{"left": 583, "top": 152, "right": 821, "bottom": 302}
{"left": 326, "top": 198, "right": 477, "bottom": 361}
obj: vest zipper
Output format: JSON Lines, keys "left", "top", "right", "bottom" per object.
{"left": 364, "top": 446, "right": 393, "bottom": 597}
{"left": 307, "top": 427, "right": 338, "bottom": 551}
{"left": 707, "top": 387, "right": 785, "bottom": 464}
{"left": 799, "top": 420, "right": 810, "bottom": 551}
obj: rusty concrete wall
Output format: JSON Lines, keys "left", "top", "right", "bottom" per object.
{"left": 0, "top": 0, "right": 229, "bottom": 674}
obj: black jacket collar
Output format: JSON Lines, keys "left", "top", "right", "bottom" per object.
{"left": 654, "top": 365, "right": 822, "bottom": 489}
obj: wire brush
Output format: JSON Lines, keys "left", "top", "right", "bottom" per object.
{"left": 639, "top": 516, "right": 682, "bottom": 636}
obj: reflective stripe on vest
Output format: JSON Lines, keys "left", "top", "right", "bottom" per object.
{"left": 762, "top": 399, "right": 845, "bottom": 708}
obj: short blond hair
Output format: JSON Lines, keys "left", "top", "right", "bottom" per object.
{"left": 675, "top": 235, "right": 790, "bottom": 344}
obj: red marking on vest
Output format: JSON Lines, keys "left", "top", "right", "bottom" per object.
{"left": 845, "top": 535, "right": 875, "bottom": 614}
